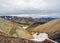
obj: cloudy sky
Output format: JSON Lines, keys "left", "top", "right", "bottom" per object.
{"left": 0, "top": 0, "right": 60, "bottom": 18}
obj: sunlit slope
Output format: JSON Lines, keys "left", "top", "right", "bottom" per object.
{"left": 0, "top": 18, "right": 13, "bottom": 33}
{"left": 27, "top": 19, "right": 60, "bottom": 36}
{"left": 0, "top": 18, "right": 33, "bottom": 39}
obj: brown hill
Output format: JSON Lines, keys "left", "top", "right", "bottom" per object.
{"left": 27, "top": 19, "right": 60, "bottom": 37}
{"left": 0, "top": 32, "right": 55, "bottom": 43}
{"left": 0, "top": 18, "right": 33, "bottom": 39}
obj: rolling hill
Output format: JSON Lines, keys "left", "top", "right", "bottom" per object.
{"left": 0, "top": 18, "right": 33, "bottom": 39}
{"left": 27, "top": 18, "right": 60, "bottom": 37}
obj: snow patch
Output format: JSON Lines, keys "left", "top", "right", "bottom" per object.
{"left": 31, "top": 33, "right": 48, "bottom": 41}
{"left": 22, "top": 26, "right": 28, "bottom": 29}
{"left": 31, "top": 33, "right": 58, "bottom": 43}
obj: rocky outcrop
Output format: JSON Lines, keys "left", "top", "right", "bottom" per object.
{"left": 0, "top": 32, "right": 56, "bottom": 43}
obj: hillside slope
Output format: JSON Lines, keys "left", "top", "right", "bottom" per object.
{"left": 27, "top": 19, "right": 60, "bottom": 37}
{"left": 0, "top": 18, "right": 33, "bottom": 39}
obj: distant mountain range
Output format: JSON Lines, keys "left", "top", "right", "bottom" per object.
{"left": 0, "top": 16, "right": 55, "bottom": 22}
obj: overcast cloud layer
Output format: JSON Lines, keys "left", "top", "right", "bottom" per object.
{"left": 0, "top": 0, "right": 60, "bottom": 18}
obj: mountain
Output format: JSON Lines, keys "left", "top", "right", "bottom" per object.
{"left": 0, "top": 18, "right": 33, "bottom": 39}
{"left": 27, "top": 19, "right": 60, "bottom": 37}
{"left": 0, "top": 32, "right": 56, "bottom": 43}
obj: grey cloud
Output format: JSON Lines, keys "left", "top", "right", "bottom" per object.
{"left": 3, "top": 10, "right": 60, "bottom": 14}
{"left": 0, "top": 0, "right": 60, "bottom": 18}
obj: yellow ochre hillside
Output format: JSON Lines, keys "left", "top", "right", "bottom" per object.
{"left": 0, "top": 18, "right": 33, "bottom": 40}
{"left": 27, "top": 19, "right": 60, "bottom": 36}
